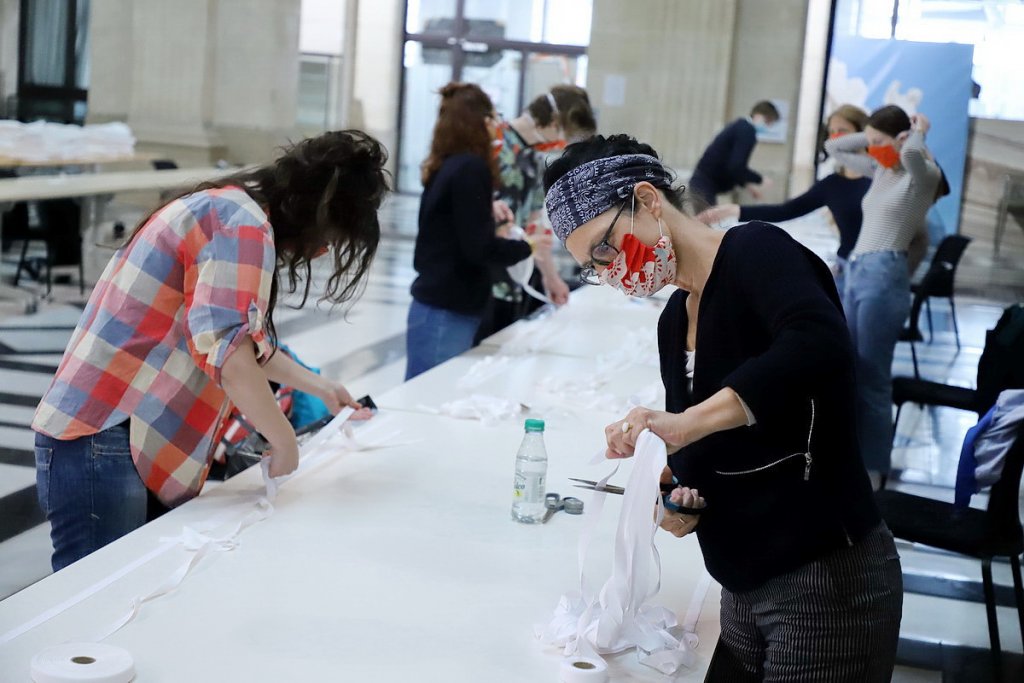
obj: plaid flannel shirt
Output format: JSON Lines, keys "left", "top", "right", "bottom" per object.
{"left": 33, "top": 187, "right": 275, "bottom": 507}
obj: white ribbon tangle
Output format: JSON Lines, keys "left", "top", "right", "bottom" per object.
{"left": 536, "top": 430, "right": 701, "bottom": 676}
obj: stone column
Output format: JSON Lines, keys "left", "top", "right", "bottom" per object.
{"left": 586, "top": 0, "right": 739, "bottom": 175}
{"left": 87, "top": 0, "right": 302, "bottom": 165}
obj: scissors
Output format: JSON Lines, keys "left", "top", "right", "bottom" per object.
{"left": 568, "top": 478, "right": 706, "bottom": 515}
{"left": 542, "top": 492, "right": 584, "bottom": 524}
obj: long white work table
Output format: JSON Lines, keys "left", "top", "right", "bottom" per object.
{"left": 0, "top": 166, "right": 240, "bottom": 203}
{"left": 0, "top": 288, "right": 718, "bottom": 681}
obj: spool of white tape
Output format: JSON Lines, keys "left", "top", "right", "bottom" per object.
{"left": 30, "top": 643, "right": 135, "bottom": 683}
{"left": 559, "top": 657, "right": 609, "bottom": 683}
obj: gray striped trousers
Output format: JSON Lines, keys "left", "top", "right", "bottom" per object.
{"left": 707, "top": 524, "right": 903, "bottom": 682}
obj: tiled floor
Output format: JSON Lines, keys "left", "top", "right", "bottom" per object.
{"left": 0, "top": 195, "right": 1021, "bottom": 681}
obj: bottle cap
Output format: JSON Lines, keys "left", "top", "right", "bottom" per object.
{"left": 524, "top": 418, "right": 545, "bottom": 432}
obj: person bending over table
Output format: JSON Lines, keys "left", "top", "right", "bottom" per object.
{"left": 32, "top": 131, "right": 386, "bottom": 571}
{"left": 405, "top": 82, "right": 552, "bottom": 380}
{"left": 543, "top": 134, "right": 902, "bottom": 682}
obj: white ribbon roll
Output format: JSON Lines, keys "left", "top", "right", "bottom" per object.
{"left": 30, "top": 643, "right": 134, "bottom": 683}
{"left": 559, "top": 657, "right": 609, "bottom": 683}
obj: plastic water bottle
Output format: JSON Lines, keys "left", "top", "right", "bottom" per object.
{"left": 511, "top": 419, "right": 548, "bottom": 523}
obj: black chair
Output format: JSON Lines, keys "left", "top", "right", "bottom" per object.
{"left": 8, "top": 199, "right": 84, "bottom": 295}
{"left": 912, "top": 235, "right": 971, "bottom": 348}
{"left": 875, "top": 421, "right": 1024, "bottom": 670}
{"left": 899, "top": 267, "right": 944, "bottom": 379}
{"left": 893, "top": 304, "right": 1024, "bottom": 434}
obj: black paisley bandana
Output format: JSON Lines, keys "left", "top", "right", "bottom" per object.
{"left": 545, "top": 154, "right": 674, "bottom": 243}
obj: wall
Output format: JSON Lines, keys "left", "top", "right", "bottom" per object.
{"left": 586, "top": 0, "right": 738, "bottom": 176}
{"left": 349, "top": 0, "right": 403, "bottom": 175}
{"left": 585, "top": 0, "right": 811, "bottom": 204}
{"left": 725, "top": 0, "right": 809, "bottom": 203}
{"left": 87, "top": 0, "right": 301, "bottom": 166}
{"left": 0, "top": 0, "right": 19, "bottom": 115}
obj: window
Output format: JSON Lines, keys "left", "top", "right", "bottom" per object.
{"left": 834, "top": 0, "right": 1024, "bottom": 120}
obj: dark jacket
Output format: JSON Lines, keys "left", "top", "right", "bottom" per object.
{"left": 691, "top": 118, "right": 762, "bottom": 197}
{"left": 739, "top": 174, "right": 871, "bottom": 260}
{"left": 659, "top": 222, "right": 880, "bottom": 592}
{"left": 411, "top": 154, "right": 531, "bottom": 314}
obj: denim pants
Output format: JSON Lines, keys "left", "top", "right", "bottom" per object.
{"left": 832, "top": 255, "right": 849, "bottom": 297}
{"left": 35, "top": 422, "right": 150, "bottom": 571}
{"left": 843, "top": 251, "right": 911, "bottom": 472}
{"left": 404, "top": 299, "right": 482, "bottom": 380}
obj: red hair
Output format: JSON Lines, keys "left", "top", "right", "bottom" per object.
{"left": 421, "top": 82, "right": 499, "bottom": 186}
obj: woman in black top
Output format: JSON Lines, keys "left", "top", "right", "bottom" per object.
{"left": 698, "top": 105, "right": 871, "bottom": 293}
{"left": 405, "top": 83, "right": 549, "bottom": 380}
{"left": 543, "top": 135, "right": 902, "bottom": 682}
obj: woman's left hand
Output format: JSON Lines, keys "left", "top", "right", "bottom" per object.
{"left": 605, "top": 406, "right": 689, "bottom": 458}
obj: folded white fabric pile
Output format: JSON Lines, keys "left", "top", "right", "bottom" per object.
{"left": 0, "top": 120, "right": 135, "bottom": 162}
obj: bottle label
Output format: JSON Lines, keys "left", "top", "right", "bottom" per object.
{"left": 513, "top": 472, "right": 545, "bottom": 501}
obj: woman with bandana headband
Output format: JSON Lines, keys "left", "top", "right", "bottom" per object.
{"left": 824, "top": 105, "right": 944, "bottom": 487}
{"left": 543, "top": 134, "right": 902, "bottom": 682}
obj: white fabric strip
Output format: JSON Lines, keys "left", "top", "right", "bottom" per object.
{"left": 536, "top": 430, "right": 700, "bottom": 676}
{"left": 2, "top": 407, "right": 417, "bottom": 646}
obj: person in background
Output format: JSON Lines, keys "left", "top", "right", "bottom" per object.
{"left": 698, "top": 104, "right": 871, "bottom": 293}
{"left": 406, "top": 82, "right": 551, "bottom": 380}
{"left": 544, "top": 134, "right": 901, "bottom": 682}
{"left": 476, "top": 85, "right": 597, "bottom": 341}
{"left": 825, "top": 105, "right": 945, "bottom": 487}
{"left": 688, "top": 100, "right": 778, "bottom": 206}
{"left": 32, "top": 131, "right": 387, "bottom": 571}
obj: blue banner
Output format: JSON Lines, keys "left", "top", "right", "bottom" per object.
{"left": 828, "top": 36, "right": 974, "bottom": 237}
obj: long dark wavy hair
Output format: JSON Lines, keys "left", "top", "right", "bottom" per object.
{"left": 420, "top": 82, "right": 498, "bottom": 186}
{"left": 129, "top": 130, "right": 389, "bottom": 348}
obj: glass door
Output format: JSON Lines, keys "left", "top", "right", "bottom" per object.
{"left": 397, "top": 0, "right": 591, "bottom": 193}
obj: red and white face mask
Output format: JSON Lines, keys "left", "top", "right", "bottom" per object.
{"left": 598, "top": 204, "right": 677, "bottom": 298}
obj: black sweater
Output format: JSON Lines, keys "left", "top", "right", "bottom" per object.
{"left": 411, "top": 154, "right": 532, "bottom": 314}
{"left": 692, "top": 118, "right": 762, "bottom": 195}
{"left": 658, "top": 222, "right": 880, "bottom": 592}
{"left": 739, "top": 174, "right": 871, "bottom": 260}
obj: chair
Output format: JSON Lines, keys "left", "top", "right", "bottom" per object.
{"left": 912, "top": 234, "right": 971, "bottom": 348}
{"left": 994, "top": 173, "right": 1024, "bottom": 257}
{"left": 9, "top": 199, "right": 84, "bottom": 296}
{"left": 899, "top": 267, "right": 943, "bottom": 379}
{"left": 893, "top": 304, "right": 1024, "bottom": 434}
{"left": 875, "top": 421, "right": 1024, "bottom": 671}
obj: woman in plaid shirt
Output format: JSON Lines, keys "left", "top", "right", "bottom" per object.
{"left": 32, "top": 130, "right": 388, "bottom": 571}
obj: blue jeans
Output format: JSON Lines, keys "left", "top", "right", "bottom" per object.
{"left": 833, "top": 255, "right": 849, "bottom": 297}
{"left": 35, "top": 422, "right": 149, "bottom": 571}
{"left": 405, "top": 299, "right": 482, "bottom": 380}
{"left": 843, "top": 252, "right": 911, "bottom": 473}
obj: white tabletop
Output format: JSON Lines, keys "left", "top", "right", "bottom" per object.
{"left": 0, "top": 166, "right": 240, "bottom": 203}
{"left": 379, "top": 345, "right": 665, "bottom": 422}
{"left": 0, "top": 411, "right": 717, "bottom": 681}
{"left": 479, "top": 292, "right": 666, "bottom": 360}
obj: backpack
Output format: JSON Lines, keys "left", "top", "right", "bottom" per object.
{"left": 976, "top": 304, "right": 1024, "bottom": 415}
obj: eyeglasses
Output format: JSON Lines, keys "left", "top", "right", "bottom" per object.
{"left": 579, "top": 201, "right": 628, "bottom": 286}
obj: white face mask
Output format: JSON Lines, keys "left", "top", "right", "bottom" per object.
{"left": 598, "top": 197, "right": 677, "bottom": 297}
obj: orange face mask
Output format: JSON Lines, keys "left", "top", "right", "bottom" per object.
{"left": 867, "top": 144, "right": 900, "bottom": 169}
{"left": 534, "top": 139, "right": 567, "bottom": 153}
{"left": 828, "top": 131, "right": 847, "bottom": 139}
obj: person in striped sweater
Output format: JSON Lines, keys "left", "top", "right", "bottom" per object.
{"left": 825, "top": 105, "right": 944, "bottom": 486}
